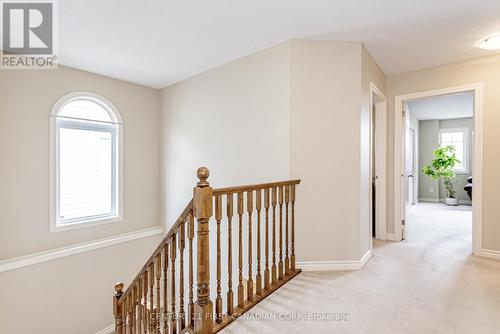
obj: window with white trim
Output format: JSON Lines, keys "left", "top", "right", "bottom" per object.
{"left": 439, "top": 128, "right": 468, "bottom": 173}
{"left": 51, "top": 93, "right": 122, "bottom": 232}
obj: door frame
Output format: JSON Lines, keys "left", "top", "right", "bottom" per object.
{"left": 393, "top": 83, "right": 483, "bottom": 255}
{"left": 369, "top": 82, "right": 388, "bottom": 241}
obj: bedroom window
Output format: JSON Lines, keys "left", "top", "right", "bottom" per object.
{"left": 50, "top": 92, "right": 123, "bottom": 232}
{"left": 439, "top": 128, "right": 468, "bottom": 174}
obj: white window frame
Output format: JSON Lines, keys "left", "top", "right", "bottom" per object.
{"left": 50, "top": 92, "right": 123, "bottom": 233}
{"left": 439, "top": 127, "right": 469, "bottom": 174}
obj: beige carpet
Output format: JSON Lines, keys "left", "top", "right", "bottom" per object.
{"left": 221, "top": 203, "right": 500, "bottom": 334}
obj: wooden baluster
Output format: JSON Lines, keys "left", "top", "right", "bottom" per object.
{"left": 179, "top": 222, "right": 186, "bottom": 331}
{"left": 278, "top": 186, "right": 284, "bottom": 280}
{"left": 215, "top": 194, "right": 223, "bottom": 323}
{"left": 114, "top": 282, "right": 124, "bottom": 334}
{"left": 155, "top": 254, "right": 161, "bottom": 334}
{"left": 271, "top": 187, "right": 277, "bottom": 285}
{"left": 237, "top": 191, "right": 244, "bottom": 308}
{"left": 142, "top": 271, "right": 148, "bottom": 334}
{"left": 285, "top": 185, "right": 290, "bottom": 275}
{"left": 170, "top": 234, "right": 177, "bottom": 334}
{"left": 133, "top": 284, "right": 138, "bottom": 334}
{"left": 255, "top": 189, "right": 262, "bottom": 296}
{"left": 149, "top": 263, "right": 155, "bottom": 334}
{"left": 137, "top": 278, "right": 142, "bottom": 334}
{"left": 264, "top": 189, "right": 270, "bottom": 290}
{"left": 291, "top": 185, "right": 296, "bottom": 271}
{"left": 123, "top": 302, "right": 128, "bottom": 334}
{"left": 193, "top": 167, "right": 214, "bottom": 334}
{"left": 163, "top": 244, "right": 169, "bottom": 334}
{"left": 136, "top": 283, "right": 142, "bottom": 334}
{"left": 128, "top": 293, "right": 134, "bottom": 334}
{"left": 247, "top": 190, "right": 254, "bottom": 302}
{"left": 188, "top": 213, "right": 195, "bottom": 326}
{"left": 125, "top": 293, "right": 129, "bottom": 334}
{"left": 226, "top": 193, "right": 234, "bottom": 315}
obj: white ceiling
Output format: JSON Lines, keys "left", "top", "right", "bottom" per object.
{"left": 407, "top": 92, "right": 473, "bottom": 120}
{"left": 58, "top": 1, "right": 500, "bottom": 88}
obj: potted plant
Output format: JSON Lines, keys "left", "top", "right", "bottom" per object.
{"left": 422, "top": 145, "right": 461, "bottom": 206}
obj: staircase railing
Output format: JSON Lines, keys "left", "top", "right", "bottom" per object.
{"left": 113, "top": 167, "right": 301, "bottom": 334}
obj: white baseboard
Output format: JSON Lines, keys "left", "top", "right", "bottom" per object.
{"left": 95, "top": 324, "right": 114, "bottom": 334}
{"left": 297, "top": 250, "right": 373, "bottom": 271}
{"left": 0, "top": 226, "right": 163, "bottom": 273}
{"left": 385, "top": 233, "right": 400, "bottom": 241}
{"left": 419, "top": 197, "right": 440, "bottom": 203}
{"left": 478, "top": 248, "right": 500, "bottom": 261}
{"left": 419, "top": 197, "right": 472, "bottom": 205}
{"left": 451, "top": 199, "right": 472, "bottom": 205}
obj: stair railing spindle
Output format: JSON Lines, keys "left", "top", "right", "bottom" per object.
{"left": 264, "top": 189, "right": 270, "bottom": 290}
{"left": 255, "top": 189, "right": 262, "bottom": 296}
{"left": 226, "top": 193, "right": 234, "bottom": 315}
{"left": 237, "top": 191, "right": 244, "bottom": 308}
{"left": 271, "top": 187, "right": 277, "bottom": 285}
{"left": 215, "top": 194, "right": 223, "bottom": 323}
{"left": 278, "top": 186, "right": 284, "bottom": 280}
{"left": 188, "top": 213, "right": 195, "bottom": 327}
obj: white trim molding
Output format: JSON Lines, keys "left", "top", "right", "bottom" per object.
{"left": 385, "top": 233, "right": 399, "bottom": 241}
{"left": 478, "top": 249, "right": 500, "bottom": 261}
{"left": 419, "top": 198, "right": 472, "bottom": 205}
{"left": 0, "top": 226, "right": 162, "bottom": 273}
{"left": 393, "top": 83, "right": 483, "bottom": 253}
{"left": 95, "top": 325, "right": 114, "bottom": 334}
{"left": 297, "top": 250, "right": 373, "bottom": 272}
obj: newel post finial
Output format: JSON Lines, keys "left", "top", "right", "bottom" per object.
{"left": 113, "top": 282, "right": 124, "bottom": 334}
{"left": 193, "top": 166, "right": 214, "bottom": 334}
{"left": 197, "top": 166, "right": 210, "bottom": 187}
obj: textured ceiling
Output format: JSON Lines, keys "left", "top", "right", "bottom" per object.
{"left": 57, "top": 0, "right": 500, "bottom": 88}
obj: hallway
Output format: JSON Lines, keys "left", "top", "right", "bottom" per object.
{"left": 221, "top": 203, "right": 500, "bottom": 334}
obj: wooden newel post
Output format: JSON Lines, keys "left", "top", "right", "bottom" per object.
{"left": 194, "top": 167, "right": 214, "bottom": 334}
{"left": 113, "top": 282, "right": 124, "bottom": 334}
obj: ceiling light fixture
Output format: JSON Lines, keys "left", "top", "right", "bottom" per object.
{"left": 478, "top": 34, "right": 500, "bottom": 50}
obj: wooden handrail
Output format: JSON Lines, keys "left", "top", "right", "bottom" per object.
{"left": 113, "top": 168, "right": 301, "bottom": 334}
{"left": 117, "top": 200, "right": 193, "bottom": 302}
{"left": 213, "top": 179, "right": 301, "bottom": 195}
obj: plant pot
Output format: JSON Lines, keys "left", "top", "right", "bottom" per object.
{"left": 445, "top": 197, "right": 459, "bottom": 206}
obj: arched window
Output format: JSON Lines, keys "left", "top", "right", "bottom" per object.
{"left": 50, "top": 92, "right": 122, "bottom": 232}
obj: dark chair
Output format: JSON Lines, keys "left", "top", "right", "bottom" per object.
{"left": 464, "top": 176, "right": 472, "bottom": 200}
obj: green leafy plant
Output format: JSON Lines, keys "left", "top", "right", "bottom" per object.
{"left": 422, "top": 145, "right": 461, "bottom": 198}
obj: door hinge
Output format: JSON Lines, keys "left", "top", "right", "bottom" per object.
{"left": 402, "top": 219, "right": 406, "bottom": 227}
{"left": 402, "top": 109, "right": 406, "bottom": 117}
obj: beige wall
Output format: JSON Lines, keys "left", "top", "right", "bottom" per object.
{"left": 290, "top": 40, "right": 362, "bottom": 261}
{"left": 386, "top": 55, "right": 500, "bottom": 251}
{"left": 161, "top": 39, "right": 385, "bottom": 263}
{"left": 0, "top": 66, "right": 161, "bottom": 259}
{"left": 160, "top": 42, "right": 291, "bottom": 230}
{"left": 0, "top": 234, "right": 161, "bottom": 334}
{"left": 418, "top": 120, "right": 440, "bottom": 201}
{"left": 0, "top": 66, "right": 162, "bottom": 334}
{"left": 289, "top": 40, "right": 385, "bottom": 261}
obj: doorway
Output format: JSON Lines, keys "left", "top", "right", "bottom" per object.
{"left": 369, "top": 82, "right": 387, "bottom": 242}
{"left": 394, "top": 84, "right": 483, "bottom": 254}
